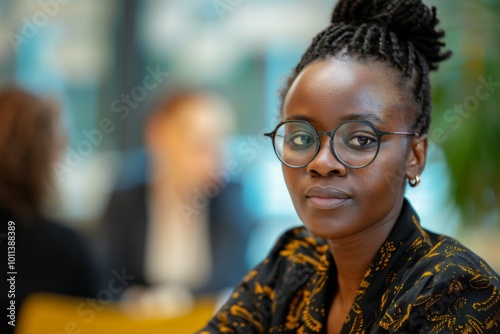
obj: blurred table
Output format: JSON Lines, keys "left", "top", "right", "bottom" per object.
{"left": 16, "top": 293, "right": 215, "bottom": 334}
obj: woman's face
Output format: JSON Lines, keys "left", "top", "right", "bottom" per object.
{"left": 281, "top": 57, "right": 426, "bottom": 241}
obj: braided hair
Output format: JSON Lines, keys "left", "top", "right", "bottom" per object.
{"left": 280, "top": 0, "right": 452, "bottom": 134}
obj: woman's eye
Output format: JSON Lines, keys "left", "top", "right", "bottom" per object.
{"left": 288, "top": 133, "right": 315, "bottom": 149}
{"left": 347, "top": 135, "right": 377, "bottom": 148}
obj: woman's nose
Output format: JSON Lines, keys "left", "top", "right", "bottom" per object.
{"left": 306, "top": 135, "right": 347, "bottom": 177}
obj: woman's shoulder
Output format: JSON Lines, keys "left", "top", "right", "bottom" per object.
{"left": 269, "top": 226, "right": 330, "bottom": 264}
{"left": 275, "top": 225, "right": 328, "bottom": 246}
{"left": 381, "top": 233, "right": 500, "bottom": 332}
{"left": 414, "top": 231, "right": 500, "bottom": 283}
{"left": 199, "top": 226, "right": 331, "bottom": 333}
{"left": 23, "top": 216, "right": 85, "bottom": 245}
{"left": 399, "top": 231, "right": 500, "bottom": 296}
{"left": 12, "top": 215, "right": 95, "bottom": 271}
{"left": 240, "top": 226, "right": 330, "bottom": 286}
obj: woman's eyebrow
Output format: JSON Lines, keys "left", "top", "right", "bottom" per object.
{"left": 339, "top": 113, "right": 386, "bottom": 124}
{"left": 284, "top": 113, "right": 387, "bottom": 124}
{"left": 284, "top": 114, "right": 316, "bottom": 122}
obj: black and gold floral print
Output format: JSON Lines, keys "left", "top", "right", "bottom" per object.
{"left": 198, "top": 200, "right": 500, "bottom": 333}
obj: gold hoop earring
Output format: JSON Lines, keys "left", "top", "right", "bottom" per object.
{"left": 409, "top": 175, "right": 421, "bottom": 188}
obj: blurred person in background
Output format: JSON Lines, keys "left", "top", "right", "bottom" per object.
{"left": 101, "top": 91, "right": 252, "bottom": 317}
{"left": 0, "top": 87, "right": 101, "bottom": 334}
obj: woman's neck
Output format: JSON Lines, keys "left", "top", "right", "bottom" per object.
{"left": 327, "top": 213, "right": 397, "bottom": 305}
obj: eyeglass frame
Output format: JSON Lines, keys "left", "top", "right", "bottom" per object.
{"left": 264, "top": 120, "right": 420, "bottom": 169}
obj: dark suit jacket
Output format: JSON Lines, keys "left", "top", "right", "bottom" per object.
{"left": 101, "top": 182, "right": 252, "bottom": 296}
{"left": 1, "top": 208, "right": 100, "bottom": 334}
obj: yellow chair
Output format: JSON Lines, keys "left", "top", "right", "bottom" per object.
{"left": 16, "top": 293, "right": 215, "bottom": 334}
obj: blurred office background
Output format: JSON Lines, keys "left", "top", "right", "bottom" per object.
{"left": 0, "top": 0, "right": 499, "bottom": 330}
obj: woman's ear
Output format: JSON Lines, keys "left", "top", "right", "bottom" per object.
{"left": 405, "top": 134, "right": 428, "bottom": 181}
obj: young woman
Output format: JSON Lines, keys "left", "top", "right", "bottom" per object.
{"left": 198, "top": 0, "right": 500, "bottom": 333}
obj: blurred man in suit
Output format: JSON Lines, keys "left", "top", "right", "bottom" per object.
{"left": 101, "top": 91, "right": 252, "bottom": 316}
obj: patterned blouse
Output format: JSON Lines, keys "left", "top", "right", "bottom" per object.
{"left": 197, "top": 199, "right": 500, "bottom": 333}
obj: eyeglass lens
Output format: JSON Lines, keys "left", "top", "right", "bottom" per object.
{"left": 273, "top": 121, "right": 379, "bottom": 168}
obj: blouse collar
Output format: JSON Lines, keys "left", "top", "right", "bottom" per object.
{"left": 302, "top": 198, "right": 431, "bottom": 333}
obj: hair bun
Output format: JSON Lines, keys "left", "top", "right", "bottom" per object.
{"left": 331, "top": 0, "right": 451, "bottom": 70}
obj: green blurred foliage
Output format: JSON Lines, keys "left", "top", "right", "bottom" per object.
{"left": 429, "top": 0, "right": 500, "bottom": 223}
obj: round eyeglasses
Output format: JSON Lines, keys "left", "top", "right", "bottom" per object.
{"left": 264, "top": 120, "right": 419, "bottom": 169}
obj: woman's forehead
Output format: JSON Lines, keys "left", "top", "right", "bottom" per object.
{"left": 283, "top": 57, "right": 411, "bottom": 127}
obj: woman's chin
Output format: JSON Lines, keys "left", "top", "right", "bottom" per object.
{"left": 302, "top": 218, "right": 354, "bottom": 241}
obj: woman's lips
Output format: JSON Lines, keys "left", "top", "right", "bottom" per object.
{"left": 307, "top": 196, "right": 350, "bottom": 210}
{"left": 305, "top": 186, "right": 351, "bottom": 210}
